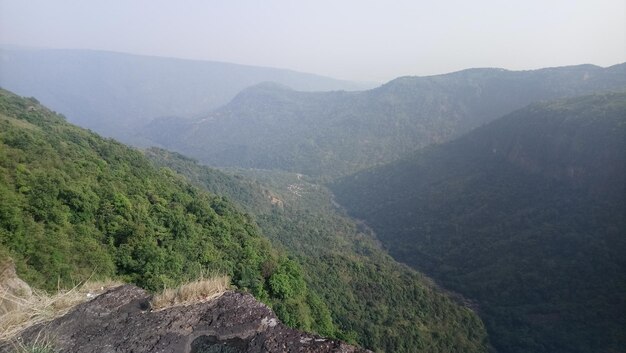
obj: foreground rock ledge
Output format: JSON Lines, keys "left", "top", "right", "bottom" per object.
{"left": 1, "top": 285, "right": 371, "bottom": 353}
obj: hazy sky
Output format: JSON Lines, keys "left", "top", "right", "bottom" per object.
{"left": 1, "top": 0, "right": 624, "bottom": 82}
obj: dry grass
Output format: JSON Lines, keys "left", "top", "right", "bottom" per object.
{"left": 0, "top": 279, "right": 122, "bottom": 341}
{"left": 151, "top": 275, "right": 231, "bottom": 310}
{"left": 11, "top": 330, "right": 58, "bottom": 353}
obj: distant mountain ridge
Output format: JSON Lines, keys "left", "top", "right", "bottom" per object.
{"left": 141, "top": 62, "right": 626, "bottom": 178}
{"left": 330, "top": 92, "right": 626, "bottom": 353}
{"left": 0, "top": 47, "right": 373, "bottom": 142}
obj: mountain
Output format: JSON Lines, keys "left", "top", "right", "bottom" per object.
{"left": 146, "top": 148, "right": 489, "bottom": 353}
{"left": 141, "top": 63, "right": 626, "bottom": 178}
{"left": 330, "top": 93, "right": 626, "bottom": 353}
{"left": 0, "top": 88, "right": 337, "bottom": 334}
{"left": 0, "top": 47, "right": 373, "bottom": 142}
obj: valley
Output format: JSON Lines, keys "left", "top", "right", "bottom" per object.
{"left": 1, "top": 58, "right": 624, "bottom": 353}
{"left": 0, "top": 89, "right": 488, "bottom": 352}
{"left": 2, "top": 3, "right": 625, "bottom": 352}
{"left": 145, "top": 149, "right": 489, "bottom": 352}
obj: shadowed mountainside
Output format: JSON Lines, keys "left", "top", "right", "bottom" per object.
{"left": 330, "top": 92, "right": 626, "bottom": 353}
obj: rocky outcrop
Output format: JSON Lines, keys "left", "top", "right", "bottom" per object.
{"left": 1, "top": 285, "right": 370, "bottom": 353}
{"left": 0, "top": 259, "right": 32, "bottom": 315}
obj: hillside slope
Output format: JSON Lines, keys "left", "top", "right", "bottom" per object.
{"left": 146, "top": 148, "right": 489, "bottom": 353}
{"left": 331, "top": 93, "right": 626, "bottom": 353}
{"left": 0, "top": 89, "right": 335, "bottom": 334}
{"left": 0, "top": 47, "right": 372, "bottom": 142}
{"left": 142, "top": 63, "right": 626, "bottom": 178}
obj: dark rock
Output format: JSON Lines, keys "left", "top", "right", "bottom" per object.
{"left": 1, "top": 285, "right": 370, "bottom": 353}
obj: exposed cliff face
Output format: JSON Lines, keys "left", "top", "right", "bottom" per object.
{"left": 1, "top": 285, "right": 370, "bottom": 353}
{"left": 483, "top": 94, "right": 626, "bottom": 199}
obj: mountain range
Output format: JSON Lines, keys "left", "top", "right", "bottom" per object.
{"left": 141, "top": 63, "right": 626, "bottom": 178}
{"left": 2, "top": 53, "right": 625, "bottom": 353}
{"left": 0, "top": 47, "right": 373, "bottom": 142}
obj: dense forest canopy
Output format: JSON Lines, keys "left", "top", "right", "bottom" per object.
{"left": 0, "top": 88, "right": 336, "bottom": 334}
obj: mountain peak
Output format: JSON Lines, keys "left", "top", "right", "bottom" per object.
{"left": 234, "top": 81, "right": 296, "bottom": 98}
{"left": 246, "top": 81, "right": 295, "bottom": 91}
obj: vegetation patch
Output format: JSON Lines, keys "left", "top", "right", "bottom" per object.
{"left": 0, "top": 279, "right": 121, "bottom": 341}
{"left": 151, "top": 275, "right": 231, "bottom": 310}
{"left": 11, "top": 331, "right": 58, "bottom": 353}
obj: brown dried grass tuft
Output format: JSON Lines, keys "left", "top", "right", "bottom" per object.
{"left": 0, "top": 279, "right": 122, "bottom": 341}
{"left": 10, "top": 330, "right": 58, "bottom": 353}
{"left": 150, "top": 275, "right": 231, "bottom": 310}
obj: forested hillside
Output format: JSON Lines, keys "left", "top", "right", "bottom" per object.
{"left": 142, "top": 63, "right": 626, "bottom": 178}
{"left": 331, "top": 93, "right": 626, "bottom": 353}
{"left": 0, "top": 88, "right": 490, "bottom": 353}
{"left": 146, "top": 148, "right": 489, "bottom": 353}
{"left": 0, "top": 47, "right": 371, "bottom": 142}
{"left": 0, "top": 89, "right": 336, "bottom": 334}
